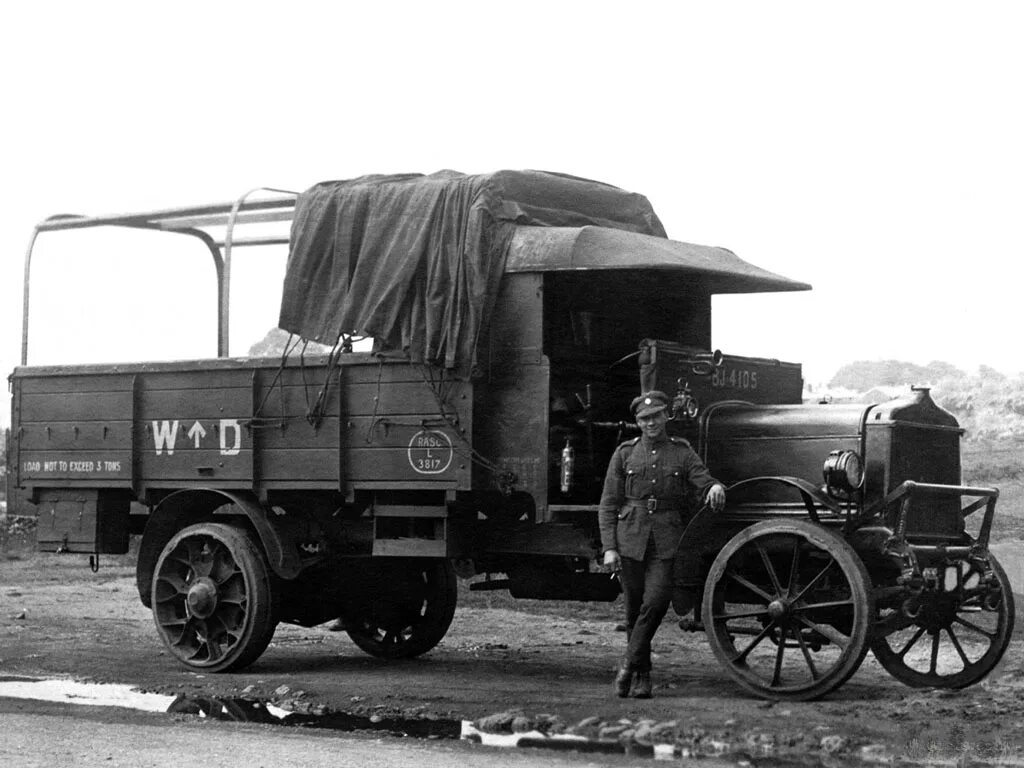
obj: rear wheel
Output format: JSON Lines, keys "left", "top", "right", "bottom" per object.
{"left": 702, "top": 520, "right": 873, "bottom": 701}
{"left": 346, "top": 560, "right": 457, "bottom": 659}
{"left": 871, "top": 554, "right": 1014, "bottom": 688}
{"left": 152, "top": 522, "right": 277, "bottom": 672}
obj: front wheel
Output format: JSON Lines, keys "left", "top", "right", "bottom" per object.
{"left": 152, "top": 522, "right": 277, "bottom": 672}
{"left": 702, "top": 520, "right": 873, "bottom": 701}
{"left": 870, "top": 554, "right": 1015, "bottom": 689}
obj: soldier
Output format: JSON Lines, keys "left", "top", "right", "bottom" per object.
{"left": 598, "top": 391, "right": 726, "bottom": 698}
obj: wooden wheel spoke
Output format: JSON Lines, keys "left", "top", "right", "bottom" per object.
{"left": 791, "top": 558, "right": 836, "bottom": 604}
{"left": 734, "top": 622, "right": 777, "bottom": 664}
{"left": 772, "top": 625, "right": 787, "bottom": 686}
{"left": 945, "top": 626, "right": 971, "bottom": 667}
{"left": 712, "top": 607, "right": 770, "bottom": 622}
{"left": 953, "top": 615, "right": 997, "bottom": 640}
{"left": 896, "top": 626, "right": 927, "bottom": 659}
{"left": 929, "top": 631, "right": 940, "bottom": 675}
{"left": 794, "top": 624, "right": 820, "bottom": 680}
{"left": 787, "top": 538, "right": 801, "bottom": 596}
{"left": 792, "top": 598, "right": 854, "bottom": 613}
{"left": 725, "top": 570, "right": 774, "bottom": 602}
{"left": 756, "top": 542, "right": 784, "bottom": 596}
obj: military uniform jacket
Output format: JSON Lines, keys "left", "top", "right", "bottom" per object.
{"left": 598, "top": 434, "right": 719, "bottom": 561}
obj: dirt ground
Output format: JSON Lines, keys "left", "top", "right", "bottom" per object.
{"left": 4, "top": 513, "right": 1024, "bottom": 766}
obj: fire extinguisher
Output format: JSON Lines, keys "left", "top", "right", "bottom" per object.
{"left": 560, "top": 438, "right": 575, "bottom": 494}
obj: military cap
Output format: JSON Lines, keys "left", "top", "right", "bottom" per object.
{"left": 631, "top": 391, "right": 670, "bottom": 418}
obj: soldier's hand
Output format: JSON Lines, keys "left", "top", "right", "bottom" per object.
{"left": 707, "top": 483, "right": 726, "bottom": 512}
{"left": 603, "top": 549, "right": 621, "bottom": 572}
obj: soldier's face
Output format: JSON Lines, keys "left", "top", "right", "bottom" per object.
{"left": 636, "top": 409, "right": 668, "bottom": 438}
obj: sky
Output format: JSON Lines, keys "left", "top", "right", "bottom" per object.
{"left": 3, "top": 1, "right": 1023, "bottom": 430}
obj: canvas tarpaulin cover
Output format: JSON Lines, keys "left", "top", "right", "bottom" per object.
{"left": 278, "top": 170, "right": 666, "bottom": 370}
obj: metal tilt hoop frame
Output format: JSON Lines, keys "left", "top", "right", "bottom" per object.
{"left": 19, "top": 188, "right": 300, "bottom": 366}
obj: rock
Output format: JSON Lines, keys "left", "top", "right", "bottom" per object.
{"left": 820, "top": 734, "right": 849, "bottom": 754}
{"left": 543, "top": 719, "right": 567, "bottom": 735}
{"left": 534, "top": 714, "right": 566, "bottom": 734}
{"left": 598, "top": 724, "right": 629, "bottom": 739}
{"left": 647, "top": 720, "right": 678, "bottom": 741}
{"left": 369, "top": 714, "right": 383, "bottom": 724}
{"left": 241, "top": 685, "right": 256, "bottom": 695}
{"left": 633, "top": 722, "right": 655, "bottom": 745}
{"left": 11, "top": 612, "right": 26, "bottom": 620}
{"left": 617, "top": 728, "right": 636, "bottom": 743}
{"left": 575, "top": 715, "right": 602, "bottom": 729}
{"left": 475, "top": 709, "right": 522, "bottom": 733}
{"left": 857, "top": 743, "right": 893, "bottom": 763}
{"left": 349, "top": 695, "right": 363, "bottom": 703}
{"left": 273, "top": 685, "right": 290, "bottom": 697}
{"left": 510, "top": 716, "right": 534, "bottom": 733}
{"left": 614, "top": 623, "right": 627, "bottom": 632}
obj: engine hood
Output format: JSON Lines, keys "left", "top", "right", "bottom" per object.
{"left": 701, "top": 401, "right": 871, "bottom": 489}
{"left": 701, "top": 388, "right": 962, "bottom": 506}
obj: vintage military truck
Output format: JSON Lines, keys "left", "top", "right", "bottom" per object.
{"left": 7, "top": 171, "right": 1013, "bottom": 700}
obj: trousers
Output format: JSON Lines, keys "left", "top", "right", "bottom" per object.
{"left": 620, "top": 552, "right": 674, "bottom": 672}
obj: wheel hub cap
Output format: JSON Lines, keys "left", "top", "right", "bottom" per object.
{"left": 767, "top": 599, "right": 789, "bottom": 619}
{"left": 186, "top": 577, "right": 219, "bottom": 619}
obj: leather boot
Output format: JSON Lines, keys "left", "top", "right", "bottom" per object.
{"left": 677, "top": 612, "right": 703, "bottom": 632}
{"left": 613, "top": 664, "right": 633, "bottom": 698}
{"left": 630, "top": 670, "right": 653, "bottom": 699}
{"left": 671, "top": 586, "right": 695, "bottom": 617}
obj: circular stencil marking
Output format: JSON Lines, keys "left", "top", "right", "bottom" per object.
{"left": 407, "top": 430, "right": 453, "bottom": 475}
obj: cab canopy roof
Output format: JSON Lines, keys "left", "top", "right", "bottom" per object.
{"left": 506, "top": 225, "right": 809, "bottom": 294}
{"left": 277, "top": 170, "right": 809, "bottom": 368}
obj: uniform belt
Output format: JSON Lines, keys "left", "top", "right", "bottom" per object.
{"left": 625, "top": 497, "right": 682, "bottom": 512}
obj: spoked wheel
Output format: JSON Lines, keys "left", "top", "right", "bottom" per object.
{"left": 152, "top": 522, "right": 277, "bottom": 672}
{"left": 871, "top": 554, "right": 1015, "bottom": 688}
{"left": 346, "top": 560, "right": 457, "bottom": 659}
{"left": 702, "top": 520, "right": 873, "bottom": 701}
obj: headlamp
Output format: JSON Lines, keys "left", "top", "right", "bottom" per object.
{"left": 822, "top": 449, "right": 864, "bottom": 497}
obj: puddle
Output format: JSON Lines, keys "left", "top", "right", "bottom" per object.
{"left": 0, "top": 676, "right": 459, "bottom": 739}
{"left": 0, "top": 676, "right": 758, "bottom": 762}
{"left": 167, "top": 695, "right": 460, "bottom": 739}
